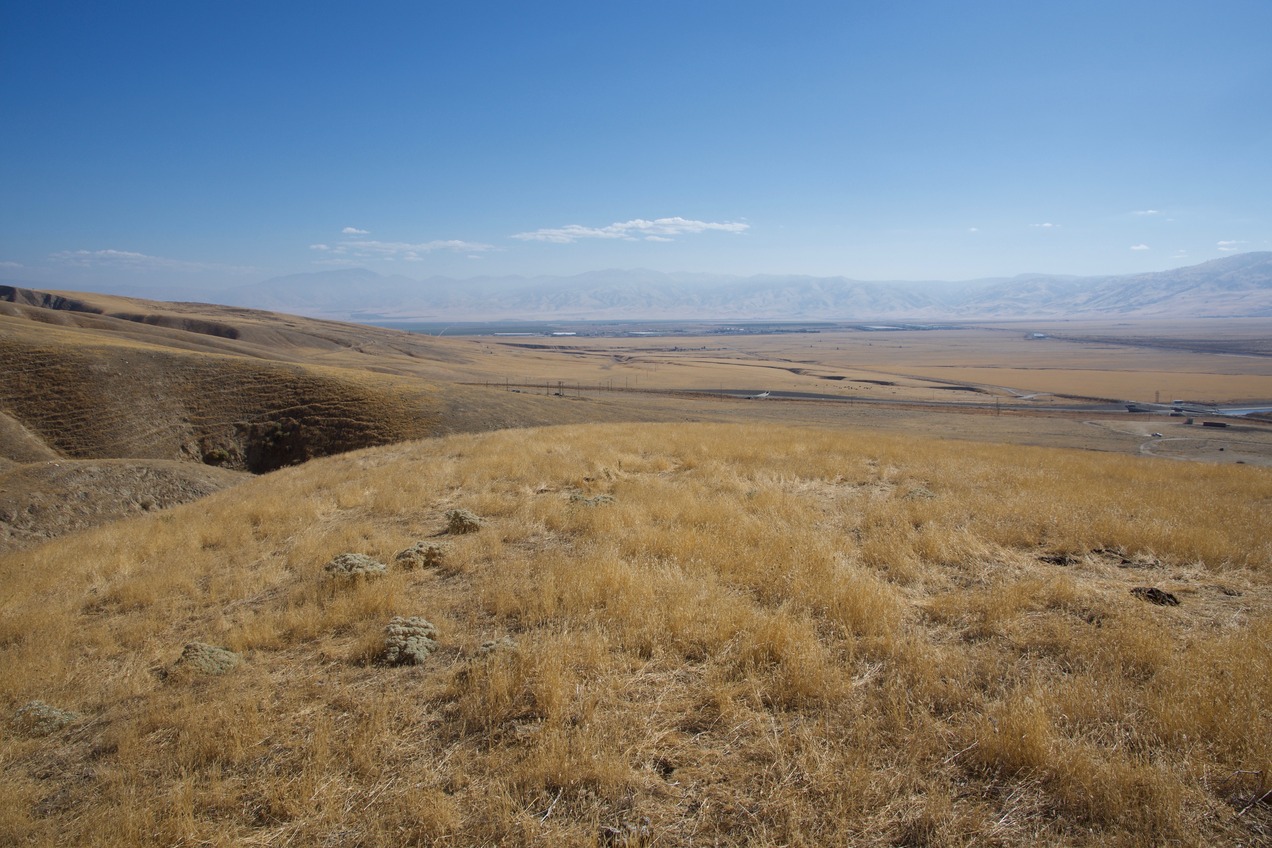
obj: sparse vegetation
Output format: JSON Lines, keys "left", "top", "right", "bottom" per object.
{"left": 2, "top": 422, "right": 1269, "bottom": 846}
{"left": 395, "top": 540, "right": 448, "bottom": 570}
{"left": 446, "top": 508, "right": 484, "bottom": 534}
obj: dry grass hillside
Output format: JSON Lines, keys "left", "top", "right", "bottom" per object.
{"left": 2, "top": 423, "right": 1268, "bottom": 847}
{"left": 0, "top": 288, "right": 689, "bottom": 547}
{"left": 1, "top": 289, "right": 516, "bottom": 471}
{"left": 0, "top": 287, "right": 683, "bottom": 474}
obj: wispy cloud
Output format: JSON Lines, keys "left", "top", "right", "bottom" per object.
{"left": 311, "top": 237, "right": 496, "bottom": 262}
{"left": 1217, "top": 239, "right": 1245, "bottom": 252}
{"left": 50, "top": 249, "right": 252, "bottom": 274}
{"left": 1030, "top": 222, "right": 1059, "bottom": 229}
{"left": 1130, "top": 244, "right": 1150, "bottom": 251}
{"left": 967, "top": 227, "right": 979, "bottom": 233}
{"left": 0, "top": 260, "right": 23, "bottom": 268}
{"left": 341, "top": 226, "right": 370, "bottom": 235}
{"left": 512, "top": 216, "right": 749, "bottom": 244}
{"left": 1132, "top": 209, "right": 1160, "bottom": 216}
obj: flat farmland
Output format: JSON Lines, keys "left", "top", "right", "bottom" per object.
{"left": 443, "top": 318, "right": 1272, "bottom": 467}
{"left": 459, "top": 320, "right": 1272, "bottom": 406}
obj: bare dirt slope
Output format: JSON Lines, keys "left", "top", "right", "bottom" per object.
{"left": 0, "top": 412, "right": 59, "bottom": 463}
{"left": 0, "top": 458, "right": 246, "bottom": 552}
{"left": 0, "top": 287, "right": 672, "bottom": 474}
{"left": 0, "top": 286, "right": 679, "bottom": 549}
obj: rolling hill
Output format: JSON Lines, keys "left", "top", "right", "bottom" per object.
{"left": 1, "top": 422, "right": 1268, "bottom": 846}
{"left": 0, "top": 286, "right": 678, "bottom": 549}
{"left": 1, "top": 283, "right": 1269, "bottom": 845}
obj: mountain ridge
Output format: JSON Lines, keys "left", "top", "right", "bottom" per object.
{"left": 5, "top": 252, "right": 1270, "bottom": 322}
{"left": 218, "top": 252, "right": 1272, "bottom": 321}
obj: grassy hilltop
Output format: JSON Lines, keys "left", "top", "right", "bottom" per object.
{"left": 3, "top": 422, "right": 1269, "bottom": 847}
{"left": 2, "top": 289, "right": 1271, "bottom": 845}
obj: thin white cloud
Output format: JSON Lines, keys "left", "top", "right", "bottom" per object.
{"left": 0, "top": 260, "right": 23, "bottom": 268}
{"left": 1217, "top": 240, "right": 1245, "bottom": 252}
{"left": 512, "top": 216, "right": 749, "bottom": 244}
{"left": 1031, "top": 222, "right": 1059, "bottom": 229}
{"left": 341, "top": 226, "right": 370, "bottom": 235}
{"left": 50, "top": 249, "right": 252, "bottom": 274}
{"left": 1130, "top": 244, "right": 1150, "bottom": 251}
{"left": 310, "top": 238, "right": 496, "bottom": 262}
{"left": 967, "top": 227, "right": 979, "bottom": 233}
{"left": 1132, "top": 209, "right": 1160, "bottom": 216}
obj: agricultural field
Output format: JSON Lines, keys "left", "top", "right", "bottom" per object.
{"left": 450, "top": 320, "right": 1272, "bottom": 408}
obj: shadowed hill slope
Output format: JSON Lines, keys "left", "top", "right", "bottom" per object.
{"left": 0, "top": 458, "right": 245, "bottom": 552}
{"left": 0, "top": 286, "right": 685, "bottom": 548}
{"left": 0, "top": 323, "right": 440, "bottom": 471}
{"left": 0, "top": 286, "right": 670, "bottom": 473}
{"left": 1, "top": 422, "right": 1268, "bottom": 846}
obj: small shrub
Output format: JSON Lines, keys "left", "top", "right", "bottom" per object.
{"left": 379, "top": 616, "right": 439, "bottom": 666}
{"left": 201, "top": 448, "right": 231, "bottom": 466}
{"left": 446, "top": 509, "right": 483, "bottom": 534}
{"left": 324, "top": 552, "right": 387, "bottom": 579}
{"left": 478, "top": 635, "right": 518, "bottom": 656}
{"left": 11, "top": 701, "right": 78, "bottom": 736}
{"left": 172, "top": 642, "right": 241, "bottom": 676}
{"left": 394, "top": 541, "right": 447, "bottom": 570}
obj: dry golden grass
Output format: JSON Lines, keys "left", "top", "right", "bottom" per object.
{"left": 2, "top": 422, "right": 1269, "bottom": 846}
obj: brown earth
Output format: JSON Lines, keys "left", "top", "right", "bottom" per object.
{"left": 0, "top": 458, "right": 245, "bottom": 552}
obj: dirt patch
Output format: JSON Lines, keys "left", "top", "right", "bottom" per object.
{"left": 0, "top": 458, "right": 246, "bottom": 553}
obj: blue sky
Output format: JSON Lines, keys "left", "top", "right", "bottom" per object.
{"left": 2, "top": 0, "right": 1270, "bottom": 293}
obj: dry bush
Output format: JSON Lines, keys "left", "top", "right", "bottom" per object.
{"left": 2, "top": 421, "right": 1269, "bottom": 846}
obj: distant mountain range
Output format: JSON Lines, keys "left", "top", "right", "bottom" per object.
{"left": 9, "top": 252, "right": 1272, "bottom": 322}
{"left": 213, "top": 252, "right": 1272, "bottom": 322}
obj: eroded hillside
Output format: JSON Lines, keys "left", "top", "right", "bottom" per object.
{"left": 2, "top": 423, "right": 1268, "bottom": 847}
{"left": 0, "top": 287, "right": 690, "bottom": 549}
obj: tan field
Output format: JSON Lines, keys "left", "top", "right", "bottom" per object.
{"left": 452, "top": 322, "right": 1272, "bottom": 405}
{"left": 2, "top": 290, "right": 1271, "bottom": 846}
{"left": 2, "top": 423, "right": 1269, "bottom": 846}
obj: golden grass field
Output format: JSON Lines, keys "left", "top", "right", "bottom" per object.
{"left": 2, "top": 290, "right": 1271, "bottom": 845}
{"left": 2, "top": 423, "right": 1269, "bottom": 846}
